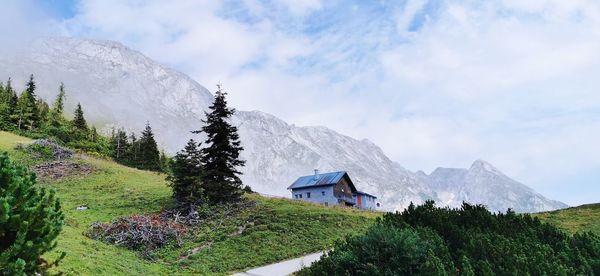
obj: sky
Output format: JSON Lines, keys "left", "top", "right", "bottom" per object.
{"left": 3, "top": 0, "right": 600, "bottom": 206}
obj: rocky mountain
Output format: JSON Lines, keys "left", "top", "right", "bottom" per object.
{"left": 417, "top": 160, "right": 568, "bottom": 213}
{"left": 0, "top": 37, "right": 566, "bottom": 212}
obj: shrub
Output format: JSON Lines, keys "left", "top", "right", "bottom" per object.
{"left": 0, "top": 152, "right": 65, "bottom": 275}
{"left": 300, "top": 201, "right": 600, "bottom": 276}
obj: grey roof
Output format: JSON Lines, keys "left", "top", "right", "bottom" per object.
{"left": 288, "top": 171, "right": 348, "bottom": 190}
{"left": 356, "top": 190, "right": 377, "bottom": 198}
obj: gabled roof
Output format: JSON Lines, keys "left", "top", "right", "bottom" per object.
{"left": 288, "top": 171, "right": 355, "bottom": 190}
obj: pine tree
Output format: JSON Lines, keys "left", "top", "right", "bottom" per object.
{"left": 6, "top": 79, "right": 18, "bottom": 124}
{"left": 193, "top": 84, "right": 245, "bottom": 203}
{"left": 128, "top": 132, "right": 139, "bottom": 165}
{"left": 111, "top": 128, "right": 130, "bottom": 161}
{"left": 0, "top": 82, "right": 8, "bottom": 129}
{"left": 49, "top": 83, "right": 67, "bottom": 127}
{"left": 90, "top": 126, "right": 98, "bottom": 143}
{"left": 36, "top": 99, "right": 50, "bottom": 124}
{"left": 72, "top": 102, "right": 88, "bottom": 131}
{"left": 0, "top": 153, "right": 65, "bottom": 274}
{"left": 168, "top": 139, "right": 205, "bottom": 205}
{"left": 138, "top": 122, "right": 160, "bottom": 171}
{"left": 15, "top": 75, "right": 40, "bottom": 129}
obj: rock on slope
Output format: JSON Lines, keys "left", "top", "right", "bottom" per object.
{"left": 0, "top": 37, "right": 566, "bottom": 212}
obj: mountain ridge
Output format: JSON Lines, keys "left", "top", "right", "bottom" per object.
{"left": 0, "top": 36, "right": 567, "bottom": 212}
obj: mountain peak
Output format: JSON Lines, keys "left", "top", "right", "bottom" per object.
{"left": 470, "top": 159, "right": 502, "bottom": 174}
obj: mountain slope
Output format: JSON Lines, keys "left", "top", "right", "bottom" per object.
{"left": 535, "top": 203, "right": 600, "bottom": 235}
{"left": 0, "top": 36, "right": 566, "bottom": 212}
{"left": 0, "top": 131, "right": 378, "bottom": 275}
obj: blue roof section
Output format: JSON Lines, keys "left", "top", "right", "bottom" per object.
{"left": 288, "top": 171, "right": 347, "bottom": 190}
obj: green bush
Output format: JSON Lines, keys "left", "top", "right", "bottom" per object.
{"left": 300, "top": 201, "right": 600, "bottom": 276}
{"left": 0, "top": 152, "right": 65, "bottom": 275}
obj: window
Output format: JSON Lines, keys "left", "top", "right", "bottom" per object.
{"left": 307, "top": 192, "right": 311, "bottom": 198}
{"left": 324, "top": 202, "right": 328, "bottom": 206}
{"left": 299, "top": 194, "right": 302, "bottom": 199}
{"left": 321, "top": 191, "right": 325, "bottom": 196}
{"left": 294, "top": 195, "right": 298, "bottom": 199}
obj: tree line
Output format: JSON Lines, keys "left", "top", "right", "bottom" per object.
{"left": 0, "top": 75, "right": 164, "bottom": 171}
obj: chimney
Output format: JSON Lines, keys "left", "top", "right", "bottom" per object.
{"left": 314, "top": 169, "right": 319, "bottom": 180}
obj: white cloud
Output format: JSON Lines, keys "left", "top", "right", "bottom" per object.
{"left": 6, "top": 0, "right": 600, "bottom": 205}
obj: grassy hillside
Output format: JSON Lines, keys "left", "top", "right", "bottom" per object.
{"left": 0, "top": 131, "right": 379, "bottom": 275}
{"left": 535, "top": 203, "right": 600, "bottom": 235}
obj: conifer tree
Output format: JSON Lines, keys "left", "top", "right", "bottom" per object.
{"left": 6, "top": 79, "right": 18, "bottom": 124}
{"left": 49, "top": 83, "right": 67, "bottom": 127}
{"left": 36, "top": 99, "right": 50, "bottom": 123}
{"left": 193, "top": 84, "right": 245, "bottom": 203}
{"left": 72, "top": 102, "right": 88, "bottom": 131}
{"left": 90, "top": 126, "right": 98, "bottom": 143}
{"left": 111, "top": 128, "right": 130, "bottom": 160}
{"left": 0, "top": 82, "right": 8, "bottom": 129}
{"left": 168, "top": 139, "right": 205, "bottom": 205}
{"left": 15, "top": 75, "right": 40, "bottom": 129}
{"left": 138, "top": 122, "right": 160, "bottom": 171}
{"left": 0, "top": 153, "right": 65, "bottom": 274}
{"left": 128, "top": 132, "right": 139, "bottom": 164}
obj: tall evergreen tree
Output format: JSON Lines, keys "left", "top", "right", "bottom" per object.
{"left": 193, "top": 85, "right": 245, "bottom": 203}
{"left": 15, "top": 75, "right": 40, "bottom": 129}
{"left": 111, "top": 128, "right": 130, "bottom": 160}
{"left": 90, "top": 126, "right": 98, "bottom": 143}
{"left": 168, "top": 139, "right": 204, "bottom": 205}
{"left": 6, "top": 79, "right": 18, "bottom": 123}
{"left": 36, "top": 99, "right": 50, "bottom": 124}
{"left": 49, "top": 83, "right": 67, "bottom": 127}
{"left": 138, "top": 122, "right": 160, "bottom": 171}
{"left": 0, "top": 82, "right": 8, "bottom": 129}
{"left": 72, "top": 102, "right": 88, "bottom": 131}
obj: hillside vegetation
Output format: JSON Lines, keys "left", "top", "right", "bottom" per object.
{"left": 300, "top": 201, "right": 600, "bottom": 275}
{"left": 535, "top": 203, "right": 600, "bottom": 235}
{"left": 0, "top": 131, "right": 379, "bottom": 275}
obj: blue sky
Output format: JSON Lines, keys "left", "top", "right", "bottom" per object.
{"left": 8, "top": 0, "right": 600, "bottom": 205}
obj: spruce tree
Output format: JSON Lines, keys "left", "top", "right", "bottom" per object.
{"left": 0, "top": 82, "right": 8, "bottom": 129}
{"left": 111, "top": 128, "right": 130, "bottom": 161}
{"left": 90, "top": 126, "right": 98, "bottom": 143}
{"left": 138, "top": 122, "right": 160, "bottom": 171}
{"left": 49, "top": 83, "right": 67, "bottom": 127}
{"left": 15, "top": 75, "right": 40, "bottom": 129}
{"left": 193, "top": 85, "right": 245, "bottom": 203}
{"left": 6, "top": 79, "right": 18, "bottom": 125}
{"left": 72, "top": 102, "right": 88, "bottom": 131}
{"left": 36, "top": 99, "right": 50, "bottom": 124}
{"left": 168, "top": 139, "right": 205, "bottom": 205}
{"left": 0, "top": 153, "right": 65, "bottom": 274}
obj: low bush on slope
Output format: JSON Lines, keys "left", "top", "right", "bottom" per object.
{"left": 299, "top": 201, "right": 600, "bottom": 276}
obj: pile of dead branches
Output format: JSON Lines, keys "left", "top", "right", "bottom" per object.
{"left": 87, "top": 214, "right": 186, "bottom": 257}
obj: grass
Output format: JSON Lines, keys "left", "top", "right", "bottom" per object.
{"left": 534, "top": 203, "right": 600, "bottom": 235}
{"left": 0, "top": 131, "right": 379, "bottom": 275}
